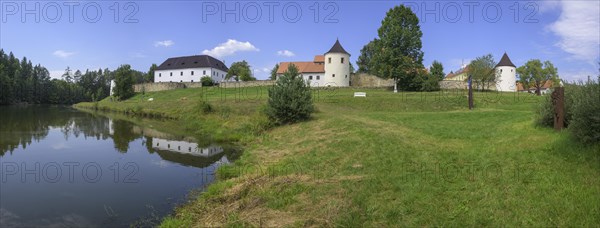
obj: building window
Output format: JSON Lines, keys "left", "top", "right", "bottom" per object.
{"left": 341, "top": 58, "right": 344, "bottom": 64}
{"left": 168, "top": 144, "right": 170, "bottom": 149}
{"left": 500, "top": 69, "right": 503, "bottom": 73}
{"left": 511, "top": 69, "right": 513, "bottom": 72}
{"left": 180, "top": 80, "right": 182, "bottom": 82}
{"left": 191, "top": 71, "right": 194, "bottom": 75}
{"left": 159, "top": 73, "right": 161, "bottom": 77}
{"left": 332, "top": 74, "right": 335, "bottom": 77}
{"left": 317, "top": 75, "right": 320, "bottom": 80}
{"left": 328, "top": 58, "right": 331, "bottom": 63}
{"left": 203, "top": 70, "right": 206, "bottom": 75}
{"left": 170, "top": 72, "right": 173, "bottom": 76}
{"left": 191, "top": 80, "right": 194, "bottom": 82}
{"left": 180, "top": 72, "right": 183, "bottom": 76}
{"left": 309, "top": 75, "right": 313, "bottom": 80}
{"left": 345, "top": 75, "right": 348, "bottom": 78}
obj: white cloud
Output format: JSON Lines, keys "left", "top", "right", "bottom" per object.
{"left": 547, "top": 1, "right": 600, "bottom": 62}
{"left": 277, "top": 50, "right": 295, "bottom": 57}
{"left": 53, "top": 50, "right": 75, "bottom": 58}
{"left": 202, "top": 39, "right": 259, "bottom": 58}
{"left": 154, "top": 40, "right": 174, "bottom": 47}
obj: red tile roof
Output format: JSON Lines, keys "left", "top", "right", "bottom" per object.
{"left": 517, "top": 81, "right": 554, "bottom": 91}
{"left": 314, "top": 55, "right": 324, "bottom": 63}
{"left": 276, "top": 62, "right": 325, "bottom": 74}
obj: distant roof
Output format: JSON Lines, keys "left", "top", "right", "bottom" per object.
{"left": 516, "top": 81, "right": 553, "bottom": 91}
{"left": 445, "top": 65, "right": 469, "bottom": 79}
{"left": 325, "top": 39, "right": 350, "bottom": 55}
{"left": 276, "top": 62, "right": 325, "bottom": 74}
{"left": 496, "top": 53, "right": 516, "bottom": 68}
{"left": 314, "top": 55, "right": 324, "bottom": 63}
{"left": 156, "top": 55, "right": 228, "bottom": 72}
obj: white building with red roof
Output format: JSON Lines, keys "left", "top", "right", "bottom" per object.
{"left": 276, "top": 39, "right": 351, "bottom": 87}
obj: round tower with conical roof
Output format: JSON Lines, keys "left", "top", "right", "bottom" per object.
{"left": 324, "top": 39, "right": 350, "bottom": 87}
{"left": 495, "top": 52, "right": 517, "bottom": 92}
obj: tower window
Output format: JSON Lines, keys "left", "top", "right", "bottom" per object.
{"left": 500, "top": 69, "right": 503, "bottom": 73}
{"left": 170, "top": 72, "right": 173, "bottom": 76}
{"left": 328, "top": 58, "right": 331, "bottom": 63}
{"left": 332, "top": 74, "right": 335, "bottom": 77}
{"left": 159, "top": 73, "right": 161, "bottom": 77}
{"left": 345, "top": 75, "right": 348, "bottom": 78}
{"left": 180, "top": 72, "right": 183, "bottom": 76}
{"left": 341, "top": 58, "right": 345, "bottom": 64}
{"left": 191, "top": 71, "right": 194, "bottom": 75}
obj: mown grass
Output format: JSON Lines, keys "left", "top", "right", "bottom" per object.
{"left": 77, "top": 86, "right": 600, "bottom": 226}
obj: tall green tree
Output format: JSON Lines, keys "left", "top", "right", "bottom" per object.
{"left": 113, "top": 65, "right": 135, "bottom": 100}
{"left": 146, "top": 64, "right": 158, "bottom": 83}
{"left": 227, "top": 61, "right": 255, "bottom": 81}
{"left": 269, "top": 64, "right": 279, "bottom": 80}
{"left": 356, "top": 39, "right": 379, "bottom": 74}
{"left": 517, "top": 59, "right": 559, "bottom": 95}
{"left": 369, "top": 5, "right": 424, "bottom": 92}
{"left": 430, "top": 61, "right": 445, "bottom": 81}
{"left": 469, "top": 54, "right": 498, "bottom": 91}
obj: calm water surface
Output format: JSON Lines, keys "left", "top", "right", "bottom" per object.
{"left": 0, "top": 106, "right": 240, "bottom": 227}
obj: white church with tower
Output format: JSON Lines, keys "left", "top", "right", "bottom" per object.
{"left": 276, "top": 39, "right": 351, "bottom": 87}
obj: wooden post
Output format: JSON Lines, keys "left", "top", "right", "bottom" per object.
{"left": 552, "top": 87, "right": 564, "bottom": 131}
{"left": 468, "top": 75, "right": 473, "bottom": 110}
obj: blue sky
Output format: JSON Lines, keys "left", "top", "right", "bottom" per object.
{"left": 1, "top": 0, "right": 598, "bottom": 81}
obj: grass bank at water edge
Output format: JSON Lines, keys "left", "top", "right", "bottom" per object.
{"left": 77, "top": 87, "right": 600, "bottom": 226}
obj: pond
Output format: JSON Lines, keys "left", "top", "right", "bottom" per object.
{"left": 0, "top": 106, "right": 241, "bottom": 227}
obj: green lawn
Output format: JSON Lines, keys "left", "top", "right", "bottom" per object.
{"left": 77, "top": 86, "right": 600, "bottom": 226}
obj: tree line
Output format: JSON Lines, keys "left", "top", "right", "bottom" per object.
{"left": 0, "top": 49, "right": 147, "bottom": 105}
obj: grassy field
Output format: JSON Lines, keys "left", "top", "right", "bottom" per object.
{"left": 77, "top": 86, "right": 600, "bottom": 226}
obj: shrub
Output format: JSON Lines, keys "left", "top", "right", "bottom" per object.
{"left": 196, "top": 99, "right": 213, "bottom": 114}
{"left": 569, "top": 78, "right": 600, "bottom": 144}
{"left": 266, "top": 64, "right": 314, "bottom": 124}
{"left": 535, "top": 78, "right": 600, "bottom": 144}
{"left": 535, "top": 94, "right": 554, "bottom": 127}
{"left": 201, "top": 76, "right": 214, "bottom": 86}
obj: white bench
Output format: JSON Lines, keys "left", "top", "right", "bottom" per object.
{"left": 354, "top": 92, "right": 367, "bottom": 97}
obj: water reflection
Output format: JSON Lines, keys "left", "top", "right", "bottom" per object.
{"left": 0, "top": 106, "right": 240, "bottom": 227}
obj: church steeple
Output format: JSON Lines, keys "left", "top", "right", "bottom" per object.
{"left": 325, "top": 39, "right": 350, "bottom": 56}
{"left": 496, "top": 52, "right": 516, "bottom": 68}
